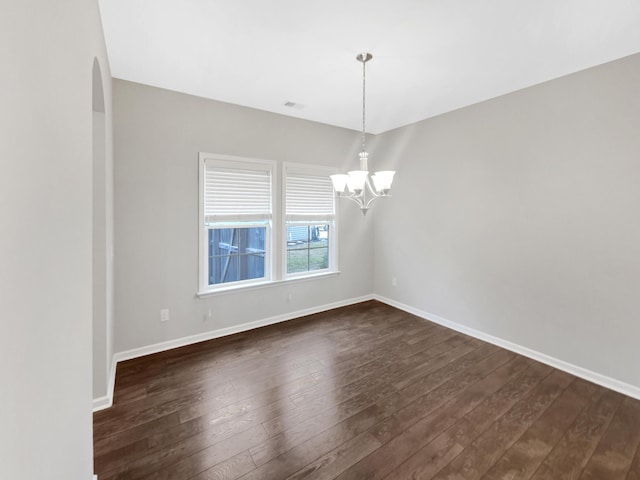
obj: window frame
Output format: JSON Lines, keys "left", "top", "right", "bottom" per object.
{"left": 282, "top": 162, "right": 337, "bottom": 280}
{"left": 198, "top": 154, "right": 338, "bottom": 296}
{"left": 199, "top": 153, "right": 276, "bottom": 294}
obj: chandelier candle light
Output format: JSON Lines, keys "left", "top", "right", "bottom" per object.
{"left": 330, "top": 53, "right": 395, "bottom": 215}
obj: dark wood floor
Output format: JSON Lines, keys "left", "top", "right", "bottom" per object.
{"left": 94, "top": 301, "right": 640, "bottom": 480}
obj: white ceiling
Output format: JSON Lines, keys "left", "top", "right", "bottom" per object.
{"left": 99, "top": 0, "right": 640, "bottom": 134}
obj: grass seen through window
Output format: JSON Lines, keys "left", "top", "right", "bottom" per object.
{"left": 286, "top": 225, "right": 329, "bottom": 274}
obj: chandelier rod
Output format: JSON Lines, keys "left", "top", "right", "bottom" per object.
{"left": 357, "top": 53, "right": 372, "bottom": 157}
{"left": 361, "top": 53, "right": 366, "bottom": 153}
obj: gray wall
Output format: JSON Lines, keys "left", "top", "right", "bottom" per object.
{"left": 113, "top": 80, "right": 373, "bottom": 354}
{"left": 0, "top": 0, "right": 112, "bottom": 478}
{"left": 374, "top": 53, "right": 640, "bottom": 388}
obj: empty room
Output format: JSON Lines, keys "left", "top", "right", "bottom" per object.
{"left": 3, "top": 1, "right": 640, "bottom": 479}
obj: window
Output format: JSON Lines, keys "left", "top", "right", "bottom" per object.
{"left": 284, "top": 164, "right": 336, "bottom": 277}
{"left": 199, "top": 154, "right": 274, "bottom": 292}
{"left": 199, "top": 155, "right": 337, "bottom": 294}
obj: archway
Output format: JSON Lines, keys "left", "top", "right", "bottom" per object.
{"left": 92, "top": 58, "right": 109, "bottom": 400}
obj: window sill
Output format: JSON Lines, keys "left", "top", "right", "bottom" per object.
{"left": 197, "top": 270, "right": 341, "bottom": 298}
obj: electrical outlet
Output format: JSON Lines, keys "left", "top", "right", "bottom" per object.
{"left": 160, "top": 309, "right": 170, "bottom": 322}
{"left": 391, "top": 277, "right": 397, "bottom": 287}
{"left": 287, "top": 293, "right": 292, "bottom": 303}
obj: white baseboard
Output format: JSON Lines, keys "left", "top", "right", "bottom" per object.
{"left": 93, "top": 395, "right": 110, "bottom": 412}
{"left": 374, "top": 294, "right": 640, "bottom": 401}
{"left": 93, "top": 292, "right": 640, "bottom": 411}
{"left": 92, "top": 294, "right": 374, "bottom": 411}
{"left": 92, "top": 355, "right": 118, "bottom": 411}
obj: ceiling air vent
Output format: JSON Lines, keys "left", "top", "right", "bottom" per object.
{"left": 283, "top": 101, "right": 304, "bottom": 110}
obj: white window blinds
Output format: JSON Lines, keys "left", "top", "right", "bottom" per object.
{"left": 285, "top": 169, "right": 335, "bottom": 222}
{"left": 204, "top": 160, "right": 272, "bottom": 222}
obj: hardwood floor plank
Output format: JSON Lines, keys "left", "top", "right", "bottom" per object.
{"left": 579, "top": 396, "right": 640, "bottom": 480}
{"left": 140, "top": 424, "right": 268, "bottom": 480}
{"left": 177, "top": 379, "right": 300, "bottom": 424}
{"left": 392, "top": 338, "right": 480, "bottom": 391}
{"left": 429, "top": 369, "right": 571, "bottom": 480}
{"left": 187, "top": 451, "right": 256, "bottom": 480}
{"left": 393, "top": 344, "right": 504, "bottom": 411}
{"left": 335, "top": 406, "right": 460, "bottom": 480}
{"left": 289, "top": 340, "right": 478, "bottom": 413}
{"left": 99, "top": 411, "right": 274, "bottom": 478}
{"left": 370, "top": 354, "right": 529, "bottom": 447}
{"left": 145, "top": 380, "right": 309, "bottom": 452}
{"left": 93, "top": 380, "right": 237, "bottom": 437}
{"left": 382, "top": 429, "right": 464, "bottom": 480}
{"left": 529, "top": 387, "right": 624, "bottom": 480}
{"left": 381, "top": 369, "right": 570, "bottom": 480}
{"left": 93, "top": 438, "right": 149, "bottom": 476}
{"left": 627, "top": 445, "right": 640, "bottom": 480}
{"left": 253, "top": 342, "right": 499, "bottom": 467}
{"left": 284, "top": 431, "right": 381, "bottom": 480}
{"left": 94, "top": 412, "right": 181, "bottom": 457}
{"left": 248, "top": 388, "right": 398, "bottom": 468}
{"left": 482, "top": 378, "right": 598, "bottom": 480}
{"left": 260, "top": 339, "right": 486, "bottom": 437}
{"left": 341, "top": 360, "right": 547, "bottom": 480}
{"left": 93, "top": 301, "right": 640, "bottom": 480}
{"left": 308, "top": 336, "right": 455, "bottom": 394}
{"left": 240, "top": 403, "right": 391, "bottom": 480}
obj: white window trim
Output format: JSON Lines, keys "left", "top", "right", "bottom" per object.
{"left": 198, "top": 154, "right": 338, "bottom": 295}
{"left": 282, "top": 162, "right": 338, "bottom": 279}
{"left": 198, "top": 153, "right": 276, "bottom": 294}
{"left": 196, "top": 270, "right": 341, "bottom": 297}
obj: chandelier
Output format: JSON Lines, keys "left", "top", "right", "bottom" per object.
{"left": 330, "top": 53, "right": 395, "bottom": 215}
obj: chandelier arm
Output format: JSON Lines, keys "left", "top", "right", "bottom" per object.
{"left": 338, "top": 189, "right": 388, "bottom": 211}
{"left": 344, "top": 194, "right": 366, "bottom": 209}
{"left": 364, "top": 195, "right": 382, "bottom": 210}
{"left": 336, "top": 189, "right": 363, "bottom": 200}
{"left": 364, "top": 176, "right": 382, "bottom": 198}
